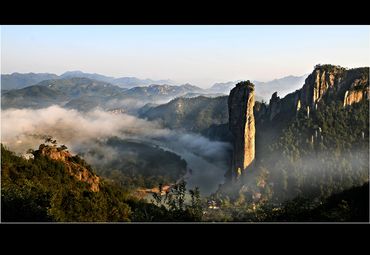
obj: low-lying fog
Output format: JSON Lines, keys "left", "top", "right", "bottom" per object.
{"left": 1, "top": 105, "right": 231, "bottom": 195}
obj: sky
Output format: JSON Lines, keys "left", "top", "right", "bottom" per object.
{"left": 1, "top": 25, "right": 369, "bottom": 88}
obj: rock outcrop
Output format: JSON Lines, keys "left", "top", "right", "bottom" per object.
{"left": 343, "top": 89, "right": 367, "bottom": 107}
{"left": 39, "top": 144, "right": 72, "bottom": 161}
{"left": 300, "top": 65, "right": 346, "bottom": 108}
{"left": 36, "top": 144, "right": 100, "bottom": 192}
{"left": 266, "top": 92, "right": 281, "bottom": 121}
{"left": 228, "top": 81, "right": 255, "bottom": 178}
{"left": 253, "top": 65, "right": 369, "bottom": 128}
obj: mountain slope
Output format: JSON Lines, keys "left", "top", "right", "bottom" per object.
{"left": 1, "top": 71, "right": 177, "bottom": 91}
{"left": 61, "top": 70, "right": 176, "bottom": 88}
{"left": 1, "top": 85, "right": 69, "bottom": 109}
{"left": 1, "top": 143, "right": 131, "bottom": 222}
{"left": 36, "top": 77, "right": 125, "bottom": 98}
{"left": 255, "top": 65, "right": 369, "bottom": 129}
{"left": 121, "top": 84, "right": 204, "bottom": 100}
{"left": 83, "top": 137, "right": 187, "bottom": 189}
{"left": 1, "top": 77, "right": 125, "bottom": 110}
{"left": 140, "top": 96, "right": 229, "bottom": 133}
{"left": 60, "top": 71, "right": 115, "bottom": 83}
{"left": 1, "top": 78, "right": 204, "bottom": 112}
{"left": 112, "top": 77, "right": 176, "bottom": 88}
{"left": 220, "top": 64, "right": 369, "bottom": 207}
{"left": 1, "top": 142, "right": 203, "bottom": 222}
{"left": 1, "top": 72, "right": 60, "bottom": 90}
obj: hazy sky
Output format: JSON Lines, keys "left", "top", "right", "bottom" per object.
{"left": 1, "top": 25, "right": 369, "bottom": 88}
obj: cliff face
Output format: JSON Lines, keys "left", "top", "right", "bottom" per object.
{"left": 300, "top": 65, "right": 346, "bottom": 108}
{"left": 299, "top": 65, "right": 369, "bottom": 110}
{"left": 221, "top": 64, "right": 369, "bottom": 198}
{"left": 37, "top": 144, "right": 100, "bottom": 192}
{"left": 266, "top": 92, "right": 281, "bottom": 121}
{"left": 343, "top": 78, "right": 370, "bottom": 107}
{"left": 228, "top": 81, "right": 255, "bottom": 178}
{"left": 39, "top": 145, "right": 72, "bottom": 161}
{"left": 254, "top": 65, "right": 369, "bottom": 127}
{"left": 343, "top": 89, "right": 367, "bottom": 107}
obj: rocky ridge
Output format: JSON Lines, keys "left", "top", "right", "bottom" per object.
{"left": 35, "top": 144, "right": 100, "bottom": 192}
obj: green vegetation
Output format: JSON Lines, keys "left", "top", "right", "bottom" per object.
{"left": 216, "top": 65, "right": 369, "bottom": 221}
{"left": 84, "top": 137, "right": 187, "bottom": 189}
{"left": 1, "top": 72, "right": 60, "bottom": 90}
{"left": 206, "top": 182, "right": 368, "bottom": 222}
{"left": 1, "top": 144, "right": 131, "bottom": 222}
{"left": 265, "top": 99, "right": 369, "bottom": 201}
{"left": 141, "top": 96, "right": 229, "bottom": 136}
{"left": 129, "top": 181, "right": 203, "bottom": 221}
{"left": 2, "top": 66, "right": 369, "bottom": 222}
{"left": 1, "top": 144, "right": 202, "bottom": 222}
{"left": 1, "top": 77, "right": 125, "bottom": 110}
{"left": 216, "top": 97, "right": 369, "bottom": 222}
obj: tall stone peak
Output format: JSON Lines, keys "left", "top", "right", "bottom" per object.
{"left": 313, "top": 64, "right": 346, "bottom": 73}
{"left": 267, "top": 92, "right": 282, "bottom": 121}
{"left": 270, "top": 91, "right": 279, "bottom": 101}
{"left": 235, "top": 80, "right": 254, "bottom": 90}
{"left": 228, "top": 81, "right": 256, "bottom": 179}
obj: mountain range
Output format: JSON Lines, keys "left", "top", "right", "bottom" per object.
{"left": 0, "top": 71, "right": 320, "bottom": 117}
{"left": 140, "top": 96, "right": 229, "bottom": 134}
{"left": 2, "top": 71, "right": 308, "bottom": 102}
{"left": 219, "top": 64, "right": 369, "bottom": 205}
{"left": 1, "top": 71, "right": 176, "bottom": 90}
{"left": 1, "top": 64, "right": 369, "bottom": 222}
{"left": 207, "top": 74, "right": 308, "bottom": 101}
{"left": 1, "top": 77, "right": 209, "bottom": 112}
{"left": 1, "top": 72, "right": 60, "bottom": 90}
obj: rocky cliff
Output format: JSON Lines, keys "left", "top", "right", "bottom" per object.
{"left": 36, "top": 144, "right": 100, "bottom": 192}
{"left": 255, "top": 65, "right": 369, "bottom": 126}
{"left": 300, "top": 65, "right": 346, "bottom": 108}
{"left": 298, "top": 65, "right": 369, "bottom": 109}
{"left": 228, "top": 81, "right": 255, "bottom": 178}
{"left": 343, "top": 84, "right": 369, "bottom": 107}
{"left": 220, "top": 64, "right": 369, "bottom": 201}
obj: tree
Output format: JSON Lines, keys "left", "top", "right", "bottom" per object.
{"left": 60, "top": 145, "right": 68, "bottom": 151}
{"left": 188, "top": 187, "right": 203, "bottom": 220}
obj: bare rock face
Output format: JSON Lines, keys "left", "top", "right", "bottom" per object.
{"left": 294, "top": 65, "right": 370, "bottom": 113}
{"left": 343, "top": 87, "right": 369, "bottom": 107}
{"left": 228, "top": 81, "right": 255, "bottom": 178}
{"left": 342, "top": 76, "right": 369, "bottom": 107}
{"left": 39, "top": 144, "right": 72, "bottom": 161}
{"left": 65, "top": 163, "right": 100, "bottom": 192}
{"left": 37, "top": 144, "right": 100, "bottom": 192}
{"left": 300, "top": 65, "right": 346, "bottom": 108}
{"left": 266, "top": 92, "right": 281, "bottom": 121}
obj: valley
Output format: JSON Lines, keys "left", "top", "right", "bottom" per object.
{"left": 1, "top": 64, "right": 369, "bottom": 222}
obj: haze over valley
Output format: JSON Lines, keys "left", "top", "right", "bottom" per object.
{"left": 1, "top": 25, "right": 369, "bottom": 222}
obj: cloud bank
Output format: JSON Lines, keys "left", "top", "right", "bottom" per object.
{"left": 1, "top": 105, "right": 231, "bottom": 194}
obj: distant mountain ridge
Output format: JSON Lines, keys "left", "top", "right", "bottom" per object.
{"left": 1, "top": 71, "right": 177, "bottom": 90}
{"left": 2, "top": 71, "right": 308, "bottom": 102}
{"left": 1, "top": 72, "right": 60, "bottom": 90}
{"left": 1, "top": 77, "right": 125, "bottom": 110}
{"left": 207, "top": 74, "right": 308, "bottom": 101}
{"left": 61, "top": 71, "right": 177, "bottom": 88}
{"left": 1, "top": 77, "right": 207, "bottom": 112}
